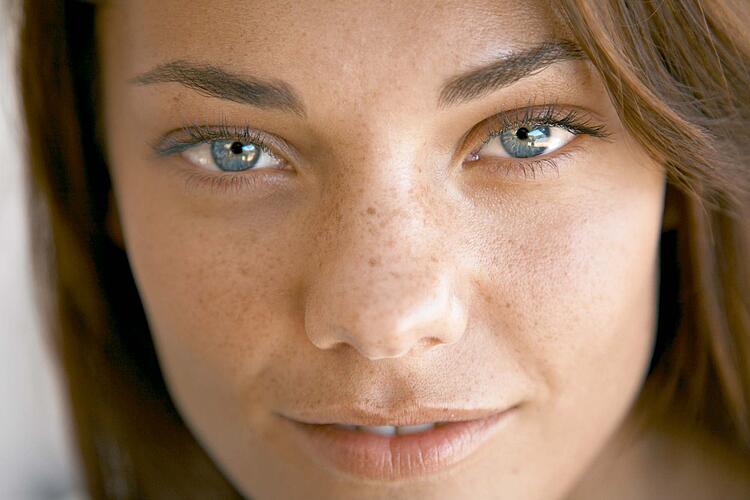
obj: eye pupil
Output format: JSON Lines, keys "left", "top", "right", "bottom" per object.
{"left": 515, "top": 127, "right": 529, "bottom": 140}
{"left": 230, "top": 141, "right": 244, "bottom": 155}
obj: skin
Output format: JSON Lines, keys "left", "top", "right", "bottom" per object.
{"left": 98, "top": 1, "right": 675, "bottom": 498}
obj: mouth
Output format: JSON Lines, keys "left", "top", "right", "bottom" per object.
{"left": 277, "top": 405, "right": 518, "bottom": 481}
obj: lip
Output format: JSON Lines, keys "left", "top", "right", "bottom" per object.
{"left": 279, "top": 406, "right": 508, "bottom": 427}
{"left": 278, "top": 406, "right": 517, "bottom": 481}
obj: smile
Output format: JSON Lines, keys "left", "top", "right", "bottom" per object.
{"left": 279, "top": 405, "right": 518, "bottom": 481}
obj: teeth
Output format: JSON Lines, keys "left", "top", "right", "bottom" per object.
{"left": 358, "top": 425, "right": 397, "bottom": 436}
{"left": 332, "top": 423, "right": 437, "bottom": 436}
{"left": 395, "top": 423, "right": 436, "bottom": 435}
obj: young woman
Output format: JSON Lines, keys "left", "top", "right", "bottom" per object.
{"left": 18, "top": 0, "right": 750, "bottom": 498}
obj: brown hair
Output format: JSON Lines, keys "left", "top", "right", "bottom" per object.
{"left": 17, "top": 0, "right": 750, "bottom": 497}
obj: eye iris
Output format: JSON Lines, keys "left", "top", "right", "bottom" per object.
{"left": 211, "top": 140, "right": 260, "bottom": 171}
{"left": 500, "top": 126, "right": 551, "bottom": 158}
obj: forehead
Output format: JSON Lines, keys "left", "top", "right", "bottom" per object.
{"left": 98, "top": 0, "right": 572, "bottom": 88}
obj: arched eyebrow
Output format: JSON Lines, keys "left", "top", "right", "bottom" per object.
{"left": 131, "top": 39, "right": 585, "bottom": 116}
{"left": 131, "top": 60, "right": 307, "bottom": 117}
{"left": 437, "top": 39, "right": 586, "bottom": 107}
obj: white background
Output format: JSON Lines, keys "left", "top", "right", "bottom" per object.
{"left": 0, "top": 3, "right": 86, "bottom": 499}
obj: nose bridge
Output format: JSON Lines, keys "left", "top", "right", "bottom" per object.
{"left": 303, "top": 175, "right": 468, "bottom": 360}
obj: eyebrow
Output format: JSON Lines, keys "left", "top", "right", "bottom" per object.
{"left": 437, "top": 39, "right": 586, "bottom": 107}
{"left": 132, "top": 60, "right": 306, "bottom": 117}
{"left": 132, "top": 39, "right": 585, "bottom": 116}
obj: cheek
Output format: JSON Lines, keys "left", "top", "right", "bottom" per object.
{"left": 470, "top": 148, "right": 664, "bottom": 457}
{"left": 522, "top": 196, "right": 660, "bottom": 410}
{"left": 453, "top": 147, "right": 665, "bottom": 495}
{"left": 468, "top": 137, "right": 663, "bottom": 379}
{"left": 110, "top": 157, "right": 314, "bottom": 425}
{"left": 111, "top": 176, "right": 319, "bottom": 489}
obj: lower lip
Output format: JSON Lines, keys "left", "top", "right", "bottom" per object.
{"left": 281, "top": 409, "right": 515, "bottom": 481}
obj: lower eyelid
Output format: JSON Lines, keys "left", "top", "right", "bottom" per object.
{"left": 463, "top": 143, "right": 587, "bottom": 181}
{"left": 172, "top": 162, "right": 295, "bottom": 196}
{"left": 151, "top": 141, "right": 292, "bottom": 192}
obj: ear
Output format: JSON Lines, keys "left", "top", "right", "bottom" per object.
{"left": 106, "top": 188, "right": 125, "bottom": 249}
{"left": 661, "top": 183, "right": 681, "bottom": 232}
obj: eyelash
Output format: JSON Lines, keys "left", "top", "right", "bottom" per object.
{"left": 155, "top": 122, "right": 278, "bottom": 157}
{"left": 465, "top": 103, "right": 611, "bottom": 180}
{"left": 153, "top": 103, "right": 611, "bottom": 193}
{"left": 154, "top": 122, "right": 289, "bottom": 193}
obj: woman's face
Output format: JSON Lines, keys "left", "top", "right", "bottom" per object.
{"left": 100, "top": 1, "right": 666, "bottom": 498}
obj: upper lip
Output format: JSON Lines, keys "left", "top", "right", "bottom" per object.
{"left": 277, "top": 405, "right": 515, "bottom": 427}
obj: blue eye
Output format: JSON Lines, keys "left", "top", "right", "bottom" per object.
{"left": 211, "top": 140, "right": 260, "bottom": 171}
{"left": 500, "top": 126, "right": 551, "bottom": 158}
{"left": 477, "top": 125, "right": 575, "bottom": 160}
{"left": 182, "top": 139, "right": 284, "bottom": 172}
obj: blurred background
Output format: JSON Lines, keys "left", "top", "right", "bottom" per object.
{"left": 0, "top": 3, "right": 86, "bottom": 499}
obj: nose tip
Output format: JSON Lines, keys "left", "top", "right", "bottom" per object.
{"left": 304, "top": 271, "right": 468, "bottom": 360}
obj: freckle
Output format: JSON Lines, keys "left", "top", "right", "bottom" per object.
{"left": 366, "top": 206, "right": 376, "bottom": 215}
{"left": 505, "top": 302, "right": 511, "bottom": 308}
{"left": 430, "top": 255, "right": 438, "bottom": 263}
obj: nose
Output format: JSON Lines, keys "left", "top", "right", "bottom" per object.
{"left": 302, "top": 181, "right": 469, "bottom": 360}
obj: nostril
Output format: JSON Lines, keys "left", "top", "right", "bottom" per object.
{"left": 420, "top": 337, "right": 444, "bottom": 349}
{"left": 370, "top": 337, "right": 447, "bottom": 360}
{"left": 310, "top": 325, "right": 356, "bottom": 351}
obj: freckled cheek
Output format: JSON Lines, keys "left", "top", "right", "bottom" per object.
{"left": 540, "top": 220, "right": 657, "bottom": 371}
{"left": 121, "top": 205, "right": 307, "bottom": 383}
{"left": 528, "top": 228, "right": 658, "bottom": 445}
{"left": 477, "top": 193, "right": 661, "bottom": 393}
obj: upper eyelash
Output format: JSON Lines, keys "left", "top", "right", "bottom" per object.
{"left": 479, "top": 102, "right": 611, "bottom": 144}
{"left": 463, "top": 102, "right": 611, "bottom": 180}
{"left": 153, "top": 122, "right": 277, "bottom": 157}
